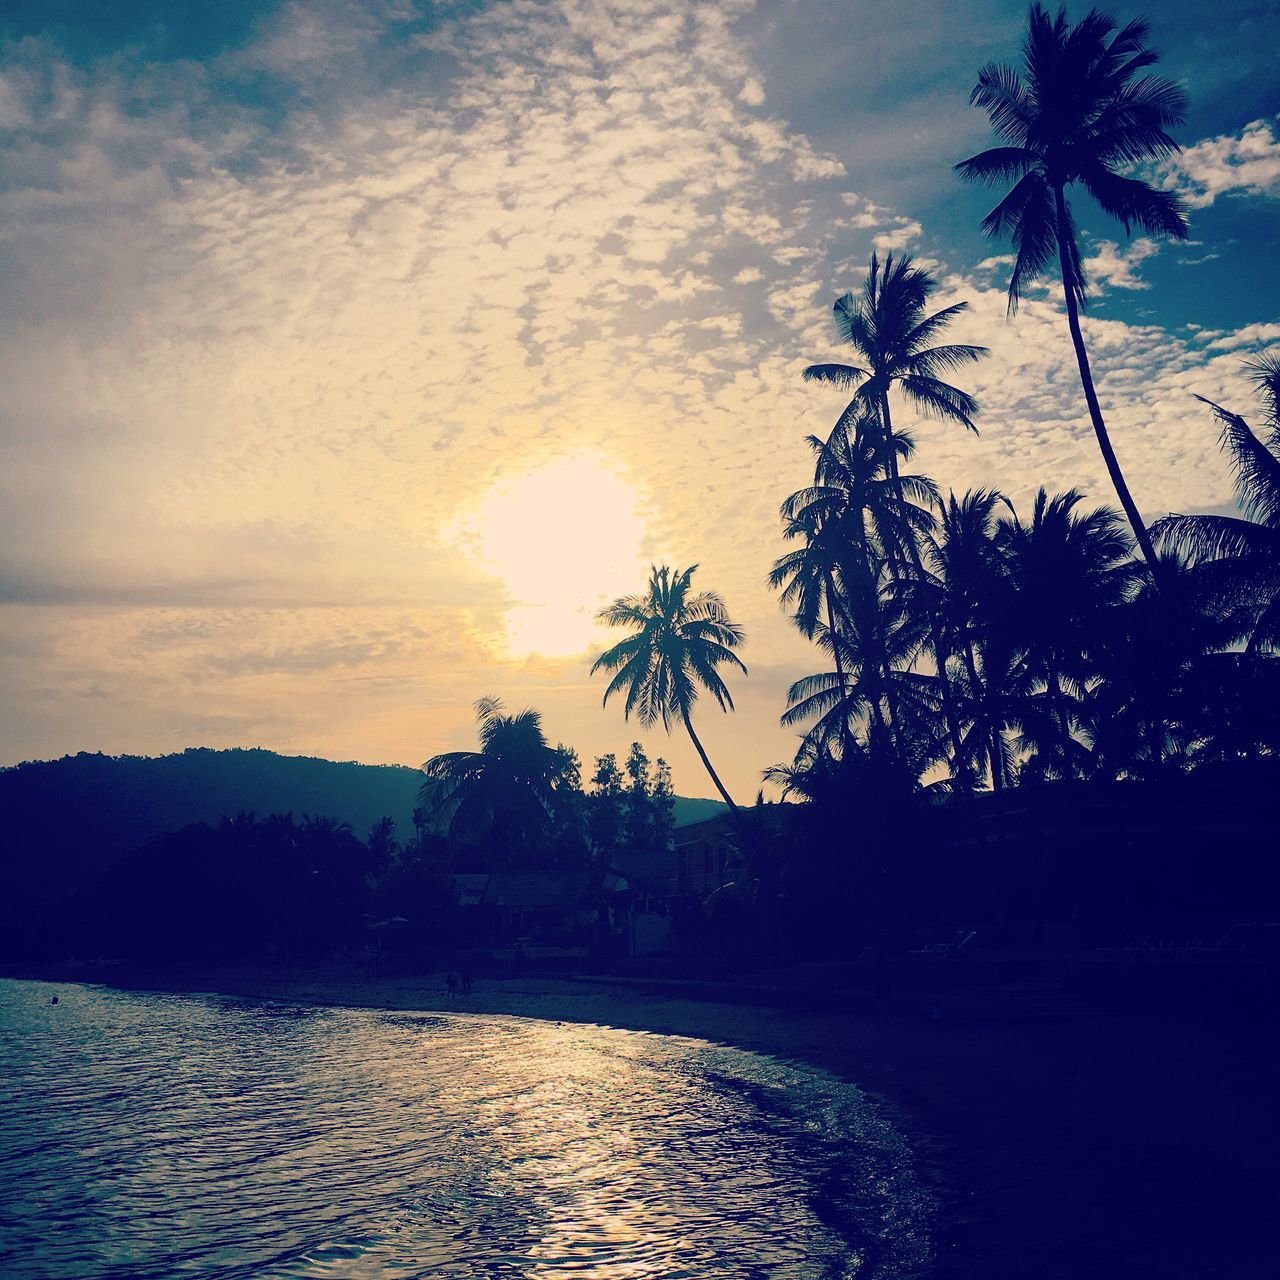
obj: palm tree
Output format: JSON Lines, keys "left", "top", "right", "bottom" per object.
{"left": 1085, "top": 549, "right": 1228, "bottom": 776}
{"left": 1152, "top": 356, "right": 1280, "bottom": 652}
{"left": 803, "top": 253, "right": 986, "bottom": 781}
{"left": 994, "top": 488, "right": 1134, "bottom": 778}
{"left": 420, "top": 697, "right": 578, "bottom": 863}
{"left": 592, "top": 564, "right": 747, "bottom": 812}
{"left": 929, "top": 489, "right": 1016, "bottom": 788}
{"left": 771, "top": 419, "right": 937, "bottom": 752}
{"left": 956, "top": 5, "right": 1188, "bottom": 572}
{"left": 782, "top": 551, "right": 943, "bottom": 776}
{"left": 803, "top": 253, "right": 987, "bottom": 495}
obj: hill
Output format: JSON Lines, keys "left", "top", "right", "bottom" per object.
{"left": 0, "top": 748, "right": 725, "bottom": 901}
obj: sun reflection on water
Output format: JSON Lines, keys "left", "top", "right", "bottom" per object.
{"left": 0, "top": 985, "right": 931, "bottom": 1280}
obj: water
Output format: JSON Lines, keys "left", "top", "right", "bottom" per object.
{"left": 0, "top": 980, "right": 930, "bottom": 1279}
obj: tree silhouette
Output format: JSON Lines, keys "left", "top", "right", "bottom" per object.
{"left": 929, "top": 489, "right": 1017, "bottom": 788}
{"left": 419, "top": 697, "right": 579, "bottom": 865}
{"left": 803, "top": 253, "right": 987, "bottom": 782}
{"left": 1085, "top": 549, "right": 1228, "bottom": 775}
{"left": 592, "top": 565, "right": 747, "bottom": 813}
{"left": 771, "top": 420, "right": 935, "bottom": 753}
{"left": 995, "top": 488, "right": 1134, "bottom": 778}
{"left": 1153, "top": 356, "right": 1280, "bottom": 653}
{"left": 956, "top": 4, "right": 1188, "bottom": 572}
{"left": 782, "top": 551, "right": 941, "bottom": 773}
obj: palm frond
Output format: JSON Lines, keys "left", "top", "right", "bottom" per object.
{"left": 954, "top": 145, "right": 1035, "bottom": 185}
{"left": 1078, "top": 164, "right": 1187, "bottom": 238}
{"left": 802, "top": 363, "right": 867, "bottom": 389}
{"left": 1195, "top": 394, "right": 1280, "bottom": 527}
{"left": 1152, "top": 512, "right": 1278, "bottom": 564}
{"left": 899, "top": 343, "right": 990, "bottom": 379}
{"left": 898, "top": 375, "right": 980, "bottom": 429}
{"left": 969, "top": 61, "right": 1031, "bottom": 143}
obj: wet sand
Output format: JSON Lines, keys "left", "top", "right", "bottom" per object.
{"left": 12, "top": 962, "right": 1279, "bottom": 1277}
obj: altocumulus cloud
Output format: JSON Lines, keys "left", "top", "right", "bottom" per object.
{"left": 1157, "top": 115, "right": 1280, "bottom": 209}
{"left": 0, "top": 0, "right": 1275, "bottom": 794}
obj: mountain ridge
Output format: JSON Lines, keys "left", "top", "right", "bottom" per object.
{"left": 0, "top": 747, "right": 728, "bottom": 901}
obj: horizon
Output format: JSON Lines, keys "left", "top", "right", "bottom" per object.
{"left": 1, "top": 0, "right": 1278, "bottom": 799}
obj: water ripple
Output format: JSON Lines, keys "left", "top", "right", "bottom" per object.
{"left": 0, "top": 980, "right": 930, "bottom": 1279}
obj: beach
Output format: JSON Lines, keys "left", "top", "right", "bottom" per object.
{"left": 9, "top": 961, "right": 1278, "bottom": 1278}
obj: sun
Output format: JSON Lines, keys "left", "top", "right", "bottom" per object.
{"left": 466, "top": 455, "right": 651, "bottom": 659}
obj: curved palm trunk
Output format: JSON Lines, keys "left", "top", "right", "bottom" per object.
{"left": 880, "top": 394, "right": 972, "bottom": 787}
{"left": 1053, "top": 186, "right": 1161, "bottom": 576}
{"left": 682, "top": 711, "right": 739, "bottom": 814}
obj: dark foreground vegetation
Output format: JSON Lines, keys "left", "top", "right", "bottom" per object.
{"left": 0, "top": 743, "right": 724, "bottom": 965}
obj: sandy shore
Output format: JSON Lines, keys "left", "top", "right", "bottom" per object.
{"left": 10, "top": 961, "right": 1279, "bottom": 1277}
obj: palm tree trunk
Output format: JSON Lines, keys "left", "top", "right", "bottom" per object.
{"left": 1047, "top": 663, "right": 1073, "bottom": 778}
{"left": 825, "top": 587, "right": 856, "bottom": 757}
{"left": 682, "top": 711, "right": 739, "bottom": 814}
{"left": 1053, "top": 186, "right": 1161, "bottom": 576}
{"left": 880, "top": 392, "right": 972, "bottom": 787}
{"left": 855, "top": 533, "right": 905, "bottom": 755}
{"left": 961, "top": 640, "right": 999, "bottom": 790}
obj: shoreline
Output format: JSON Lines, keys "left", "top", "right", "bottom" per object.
{"left": 8, "top": 961, "right": 1279, "bottom": 1277}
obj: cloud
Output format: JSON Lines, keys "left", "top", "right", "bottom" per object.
{"left": 873, "top": 218, "right": 923, "bottom": 252}
{"left": 1203, "top": 322, "right": 1280, "bottom": 352}
{"left": 0, "top": 0, "right": 1273, "bottom": 797}
{"left": 1081, "top": 237, "right": 1160, "bottom": 291}
{"left": 1158, "top": 116, "right": 1280, "bottom": 208}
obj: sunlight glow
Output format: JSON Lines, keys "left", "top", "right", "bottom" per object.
{"left": 466, "top": 455, "right": 650, "bottom": 659}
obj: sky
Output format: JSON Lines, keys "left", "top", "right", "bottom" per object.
{"left": 1, "top": 0, "right": 1278, "bottom": 801}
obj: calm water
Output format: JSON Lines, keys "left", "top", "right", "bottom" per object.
{"left": 0, "top": 980, "right": 930, "bottom": 1279}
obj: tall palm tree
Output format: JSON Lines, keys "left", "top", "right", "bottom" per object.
{"left": 803, "top": 253, "right": 986, "bottom": 781}
{"left": 1152, "top": 356, "right": 1280, "bottom": 652}
{"left": 956, "top": 4, "right": 1188, "bottom": 572}
{"left": 420, "top": 697, "right": 578, "bottom": 862}
{"left": 592, "top": 565, "right": 747, "bottom": 812}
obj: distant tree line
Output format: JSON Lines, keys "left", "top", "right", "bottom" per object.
{"left": 3, "top": 729, "right": 679, "bottom": 963}
{"left": 415, "top": 697, "right": 677, "bottom": 870}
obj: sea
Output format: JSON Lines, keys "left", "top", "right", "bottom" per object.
{"left": 0, "top": 979, "right": 931, "bottom": 1279}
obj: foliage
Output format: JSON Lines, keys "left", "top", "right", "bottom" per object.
{"left": 593, "top": 564, "right": 747, "bottom": 811}
{"left": 955, "top": 3, "right": 1190, "bottom": 572}
{"left": 1153, "top": 357, "right": 1280, "bottom": 653}
{"left": 419, "top": 697, "right": 584, "bottom": 868}
{"left": 955, "top": 3, "right": 1188, "bottom": 312}
{"left": 772, "top": 432, "right": 1280, "bottom": 795}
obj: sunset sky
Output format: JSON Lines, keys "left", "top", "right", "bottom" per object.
{"left": 2, "top": 0, "right": 1278, "bottom": 800}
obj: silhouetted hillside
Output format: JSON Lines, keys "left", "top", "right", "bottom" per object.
{"left": 0, "top": 748, "right": 725, "bottom": 904}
